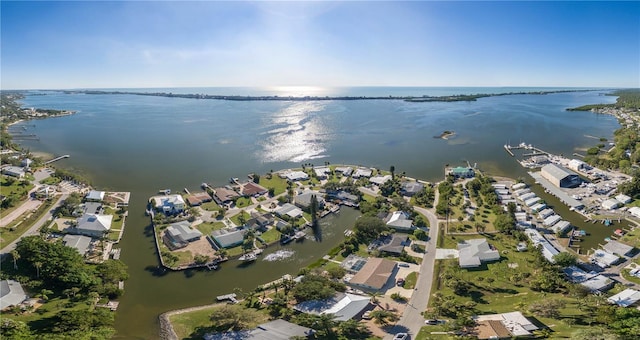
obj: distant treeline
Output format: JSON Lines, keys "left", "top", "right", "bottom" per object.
{"left": 66, "top": 89, "right": 595, "bottom": 103}
{"left": 567, "top": 89, "right": 640, "bottom": 111}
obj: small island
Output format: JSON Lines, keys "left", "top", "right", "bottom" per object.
{"left": 434, "top": 130, "right": 455, "bottom": 140}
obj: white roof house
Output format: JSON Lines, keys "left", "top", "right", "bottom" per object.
{"left": 629, "top": 206, "right": 640, "bottom": 218}
{"left": 281, "top": 170, "right": 309, "bottom": 181}
{"left": 274, "top": 203, "right": 303, "bottom": 219}
{"left": 538, "top": 209, "right": 555, "bottom": 219}
{"left": 602, "top": 198, "right": 621, "bottom": 210}
{"left": 608, "top": 289, "right": 640, "bottom": 307}
{"left": 514, "top": 188, "right": 531, "bottom": 197}
{"left": 457, "top": 238, "right": 500, "bottom": 268}
{"left": 385, "top": 211, "right": 414, "bottom": 231}
{"left": 530, "top": 203, "right": 546, "bottom": 213}
{"left": 86, "top": 190, "right": 105, "bottom": 201}
{"left": 615, "top": 194, "right": 632, "bottom": 204}
{"left": 524, "top": 229, "right": 559, "bottom": 263}
{"left": 474, "top": 311, "right": 538, "bottom": 337}
{"left": 0, "top": 280, "right": 28, "bottom": 310}
{"left": 543, "top": 214, "right": 561, "bottom": 227}
{"left": 602, "top": 240, "right": 635, "bottom": 257}
{"left": 62, "top": 234, "right": 92, "bottom": 256}
{"left": 314, "top": 167, "right": 330, "bottom": 179}
{"left": 518, "top": 192, "right": 536, "bottom": 201}
{"left": 294, "top": 293, "right": 371, "bottom": 322}
{"left": 524, "top": 197, "right": 540, "bottom": 207}
{"left": 334, "top": 166, "right": 353, "bottom": 177}
{"left": 590, "top": 249, "right": 620, "bottom": 268}
{"left": 369, "top": 175, "right": 392, "bottom": 185}
{"left": 1, "top": 166, "right": 25, "bottom": 178}
{"left": 151, "top": 194, "right": 186, "bottom": 213}
{"left": 512, "top": 183, "right": 527, "bottom": 190}
{"left": 551, "top": 220, "right": 571, "bottom": 234}
{"left": 352, "top": 168, "right": 373, "bottom": 178}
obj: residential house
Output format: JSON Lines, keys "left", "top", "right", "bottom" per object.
{"left": 274, "top": 203, "right": 303, "bottom": 219}
{"left": 327, "top": 190, "right": 359, "bottom": 206}
{"left": 369, "top": 175, "right": 392, "bottom": 185}
{"left": 185, "top": 191, "right": 213, "bottom": 206}
{"left": 347, "top": 257, "right": 397, "bottom": 291}
{"left": 203, "top": 319, "right": 313, "bottom": 340}
{"left": 242, "top": 182, "right": 268, "bottom": 197}
{"left": 294, "top": 191, "right": 325, "bottom": 210}
{"left": 293, "top": 292, "right": 371, "bottom": 322}
{"left": 352, "top": 168, "right": 373, "bottom": 179}
{"left": 71, "top": 214, "right": 112, "bottom": 238}
{"left": 457, "top": 238, "right": 500, "bottom": 268}
{"left": 473, "top": 312, "right": 539, "bottom": 339}
{"left": 334, "top": 166, "right": 353, "bottom": 177}
{"left": 281, "top": 170, "right": 309, "bottom": 181}
{"left": 212, "top": 187, "right": 239, "bottom": 205}
{"left": 377, "top": 234, "right": 409, "bottom": 255}
{"left": 85, "top": 190, "right": 105, "bottom": 202}
{"left": 602, "top": 240, "right": 635, "bottom": 257}
{"left": 608, "top": 289, "right": 640, "bottom": 308}
{"left": 449, "top": 166, "right": 475, "bottom": 178}
{"left": 212, "top": 228, "right": 247, "bottom": 249}
{"left": 150, "top": 194, "right": 186, "bottom": 214}
{"left": 62, "top": 234, "right": 92, "bottom": 256}
{"left": 401, "top": 181, "right": 424, "bottom": 196}
{"left": 21, "top": 158, "right": 33, "bottom": 168}
{"left": 590, "top": 249, "right": 620, "bottom": 268}
{"left": 313, "top": 167, "right": 330, "bottom": 179}
{"left": 0, "top": 280, "right": 28, "bottom": 311}
{"left": 563, "top": 266, "right": 614, "bottom": 292}
{"left": 384, "top": 211, "right": 414, "bottom": 232}
{"left": 247, "top": 212, "right": 274, "bottom": 231}
{"left": 163, "top": 221, "right": 203, "bottom": 250}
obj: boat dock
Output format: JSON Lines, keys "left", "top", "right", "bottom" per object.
{"left": 504, "top": 144, "right": 515, "bottom": 156}
{"left": 216, "top": 293, "right": 238, "bottom": 303}
{"left": 44, "top": 154, "right": 70, "bottom": 164}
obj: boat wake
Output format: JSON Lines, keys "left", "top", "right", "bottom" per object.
{"left": 263, "top": 250, "right": 295, "bottom": 262}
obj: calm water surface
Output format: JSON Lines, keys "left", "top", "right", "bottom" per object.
{"left": 15, "top": 88, "right": 619, "bottom": 339}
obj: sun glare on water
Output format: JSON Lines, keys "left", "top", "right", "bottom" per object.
{"left": 267, "top": 86, "right": 332, "bottom": 97}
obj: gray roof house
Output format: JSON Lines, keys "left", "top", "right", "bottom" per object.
{"left": 294, "top": 292, "right": 371, "bottom": 321}
{"left": 274, "top": 203, "right": 303, "bottom": 219}
{"left": 72, "top": 214, "right": 113, "bottom": 238}
{"left": 602, "top": 240, "right": 635, "bottom": 257}
{"left": 0, "top": 280, "right": 28, "bottom": 310}
{"left": 378, "top": 234, "right": 409, "bottom": 255}
{"left": 1, "top": 166, "right": 25, "bottom": 178}
{"left": 62, "top": 234, "right": 92, "bottom": 256}
{"left": 401, "top": 181, "right": 425, "bottom": 196}
{"left": 163, "top": 221, "right": 203, "bottom": 250}
{"left": 212, "top": 228, "right": 247, "bottom": 249}
{"left": 204, "top": 319, "right": 313, "bottom": 340}
{"left": 385, "top": 211, "right": 414, "bottom": 231}
{"left": 457, "top": 238, "right": 500, "bottom": 268}
{"left": 294, "top": 191, "right": 325, "bottom": 210}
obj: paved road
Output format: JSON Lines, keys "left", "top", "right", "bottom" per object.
{"left": 0, "top": 198, "right": 42, "bottom": 227}
{"left": 0, "top": 193, "right": 67, "bottom": 257}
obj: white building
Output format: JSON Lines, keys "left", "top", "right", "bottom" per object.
{"left": 369, "top": 175, "right": 392, "bottom": 185}
{"left": 281, "top": 170, "right": 309, "bottom": 181}
{"left": 615, "top": 194, "right": 632, "bottom": 204}
{"left": 629, "top": 206, "right": 640, "bottom": 218}
{"left": 608, "top": 289, "right": 640, "bottom": 307}
{"left": 1, "top": 166, "right": 25, "bottom": 178}
{"left": 540, "top": 163, "right": 581, "bottom": 188}
{"left": 568, "top": 159, "right": 588, "bottom": 172}
{"left": 457, "top": 238, "right": 500, "bottom": 268}
{"left": 151, "top": 194, "right": 186, "bottom": 214}
{"left": 602, "top": 198, "right": 621, "bottom": 210}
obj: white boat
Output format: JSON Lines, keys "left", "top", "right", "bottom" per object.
{"left": 238, "top": 252, "right": 257, "bottom": 262}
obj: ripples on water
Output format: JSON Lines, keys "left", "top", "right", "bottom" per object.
{"left": 258, "top": 101, "right": 331, "bottom": 162}
{"left": 263, "top": 249, "right": 296, "bottom": 262}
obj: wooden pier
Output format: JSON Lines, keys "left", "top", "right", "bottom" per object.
{"left": 44, "top": 154, "right": 70, "bottom": 164}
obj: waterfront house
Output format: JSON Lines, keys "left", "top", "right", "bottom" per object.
{"left": 473, "top": 312, "right": 538, "bottom": 339}
{"left": 608, "top": 289, "right": 640, "bottom": 308}
{"left": 274, "top": 203, "right": 303, "bottom": 219}
{"left": 294, "top": 292, "right": 371, "bottom": 322}
{"left": 163, "top": 221, "right": 203, "bottom": 250}
{"left": 212, "top": 187, "right": 239, "bottom": 205}
{"left": 62, "top": 234, "right": 92, "bottom": 256}
{"left": 377, "top": 234, "right": 409, "bottom": 255}
{"left": 334, "top": 166, "right": 353, "bottom": 177}
{"left": 247, "top": 212, "right": 274, "bottom": 231}
{"left": 1, "top": 166, "right": 25, "bottom": 178}
{"left": 212, "top": 228, "right": 246, "bottom": 249}
{"left": 85, "top": 190, "right": 105, "bottom": 202}
{"left": 602, "top": 240, "right": 635, "bottom": 257}
{"left": 352, "top": 168, "right": 373, "bottom": 179}
{"left": 313, "top": 167, "right": 330, "bottom": 179}
{"left": 401, "top": 181, "right": 424, "bottom": 196}
{"left": 551, "top": 220, "right": 571, "bottom": 235}
{"left": 602, "top": 198, "right": 621, "bottom": 210}
{"left": 294, "top": 191, "right": 325, "bottom": 210}
{"left": 512, "top": 182, "right": 527, "bottom": 190}
{"left": 185, "top": 191, "right": 212, "bottom": 206}
{"left": 524, "top": 229, "right": 559, "bottom": 263}
{"left": 71, "top": 214, "right": 112, "bottom": 238}
{"left": 150, "top": 194, "right": 186, "bottom": 214}
{"left": 347, "top": 257, "right": 397, "bottom": 292}
{"left": 0, "top": 280, "right": 28, "bottom": 311}
{"left": 369, "top": 175, "right": 392, "bottom": 185}
{"left": 590, "top": 249, "right": 621, "bottom": 268}
{"left": 384, "top": 211, "right": 414, "bottom": 232}
{"left": 281, "top": 170, "right": 309, "bottom": 181}
{"left": 241, "top": 182, "right": 268, "bottom": 197}
{"left": 615, "top": 194, "right": 632, "bottom": 204}
{"left": 457, "top": 238, "right": 500, "bottom": 268}
{"left": 629, "top": 206, "right": 640, "bottom": 218}
{"left": 20, "top": 158, "right": 32, "bottom": 168}
{"left": 203, "top": 319, "right": 314, "bottom": 340}
{"left": 326, "top": 190, "right": 359, "bottom": 205}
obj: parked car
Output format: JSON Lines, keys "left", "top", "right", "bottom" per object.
{"left": 393, "top": 333, "right": 409, "bottom": 340}
{"left": 396, "top": 278, "right": 405, "bottom": 286}
{"left": 362, "top": 311, "right": 372, "bottom": 320}
{"left": 425, "top": 319, "right": 446, "bottom": 325}
{"left": 398, "top": 263, "right": 410, "bottom": 268}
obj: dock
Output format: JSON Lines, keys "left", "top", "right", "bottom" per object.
{"left": 216, "top": 293, "right": 238, "bottom": 303}
{"left": 184, "top": 188, "right": 191, "bottom": 194}
{"left": 504, "top": 144, "right": 515, "bottom": 156}
{"left": 44, "top": 154, "right": 70, "bottom": 164}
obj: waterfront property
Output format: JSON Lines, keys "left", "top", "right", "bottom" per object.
{"left": 352, "top": 168, "right": 373, "bottom": 178}
{"left": 457, "top": 238, "right": 500, "bottom": 268}
{"left": 400, "top": 181, "right": 424, "bottom": 196}
{"left": 334, "top": 166, "right": 353, "bottom": 177}
{"left": 185, "top": 191, "right": 212, "bottom": 206}
{"left": 524, "top": 229, "right": 560, "bottom": 263}
{"left": 384, "top": 211, "right": 414, "bottom": 232}
{"left": 211, "top": 228, "right": 247, "bottom": 249}
{"left": 448, "top": 166, "right": 475, "bottom": 178}
{"left": 377, "top": 234, "right": 409, "bottom": 255}
{"left": 473, "top": 312, "right": 539, "bottom": 339}
{"left": 62, "top": 234, "right": 92, "bottom": 256}
{"left": 273, "top": 203, "right": 303, "bottom": 219}
{"left": 85, "top": 190, "right": 105, "bottom": 202}
{"left": 590, "top": 249, "right": 621, "bottom": 268}
{"left": 163, "top": 221, "right": 203, "bottom": 250}
{"left": 204, "top": 319, "right": 314, "bottom": 340}
{"left": 280, "top": 170, "right": 309, "bottom": 181}
{"left": 212, "top": 187, "right": 239, "bottom": 205}
{"left": 294, "top": 191, "right": 325, "bottom": 210}
{"left": 1, "top": 165, "right": 25, "bottom": 178}
{"left": 369, "top": 174, "right": 392, "bottom": 185}
{"left": 602, "top": 240, "right": 635, "bottom": 257}
{"left": 293, "top": 292, "right": 371, "bottom": 321}
{"left": 528, "top": 171, "right": 584, "bottom": 210}
{"left": 70, "top": 213, "right": 113, "bottom": 238}
{"left": 150, "top": 194, "right": 186, "bottom": 214}
{"left": 540, "top": 163, "right": 581, "bottom": 188}
{"left": 346, "top": 257, "right": 397, "bottom": 291}
{"left": 241, "top": 181, "right": 268, "bottom": 197}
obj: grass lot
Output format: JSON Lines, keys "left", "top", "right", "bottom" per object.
{"left": 404, "top": 271, "right": 418, "bottom": 289}
{"left": 427, "top": 232, "right": 597, "bottom": 338}
{"left": 235, "top": 197, "right": 252, "bottom": 208}
{"left": 0, "top": 176, "right": 35, "bottom": 218}
{"left": 258, "top": 175, "right": 287, "bottom": 195}
{"left": 107, "top": 229, "right": 120, "bottom": 241}
{"left": 230, "top": 211, "right": 251, "bottom": 226}
{"left": 621, "top": 268, "right": 640, "bottom": 285}
{"left": 40, "top": 176, "right": 61, "bottom": 185}
{"left": 362, "top": 194, "right": 376, "bottom": 203}
{"left": 169, "top": 304, "right": 270, "bottom": 339}
{"left": 0, "top": 198, "right": 56, "bottom": 249}
{"left": 226, "top": 246, "right": 245, "bottom": 257}
{"left": 617, "top": 227, "right": 640, "bottom": 248}
{"left": 196, "top": 221, "right": 226, "bottom": 235}
{"left": 1, "top": 295, "right": 97, "bottom": 333}
{"left": 200, "top": 201, "right": 220, "bottom": 212}
{"left": 259, "top": 227, "right": 281, "bottom": 244}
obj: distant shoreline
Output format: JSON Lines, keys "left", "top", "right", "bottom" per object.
{"left": 63, "top": 89, "right": 598, "bottom": 103}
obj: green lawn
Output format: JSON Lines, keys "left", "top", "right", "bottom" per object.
{"left": 107, "top": 229, "right": 120, "bottom": 241}
{"left": 0, "top": 176, "right": 35, "bottom": 218}
{"left": 617, "top": 228, "right": 640, "bottom": 248}
{"left": 404, "top": 271, "right": 418, "bottom": 289}
{"left": 258, "top": 175, "right": 287, "bottom": 195}
{"left": 230, "top": 211, "right": 251, "bottom": 226}
{"left": 169, "top": 304, "right": 269, "bottom": 339}
{"left": 200, "top": 201, "right": 220, "bottom": 212}
{"left": 40, "top": 176, "right": 61, "bottom": 185}
{"left": 621, "top": 268, "right": 640, "bottom": 285}
{"left": 1, "top": 295, "right": 97, "bottom": 333}
{"left": 1, "top": 198, "right": 56, "bottom": 249}
{"left": 196, "top": 221, "right": 226, "bottom": 235}
{"left": 259, "top": 227, "right": 281, "bottom": 244}
{"left": 235, "top": 197, "right": 252, "bottom": 208}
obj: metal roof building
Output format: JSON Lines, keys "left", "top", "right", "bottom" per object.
{"left": 540, "top": 164, "right": 581, "bottom": 188}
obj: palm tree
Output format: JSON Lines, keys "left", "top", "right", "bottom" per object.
{"left": 316, "top": 313, "right": 337, "bottom": 337}
{"left": 367, "top": 291, "right": 381, "bottom": 305}
{"left": 34, "top": 261, "right": 42, "bottom": 278}
{"left": 10, "top": 250, "right": 20, "bottom": 270}
{"left": 390, "top": 165, "right": 395, "bottom": 179}
{"left": 370, "top": 309, "right": 399, "bottom": 326}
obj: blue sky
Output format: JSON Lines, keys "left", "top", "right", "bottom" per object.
{"left": 2, "top": 1, "right": 639, "bottom": 89}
